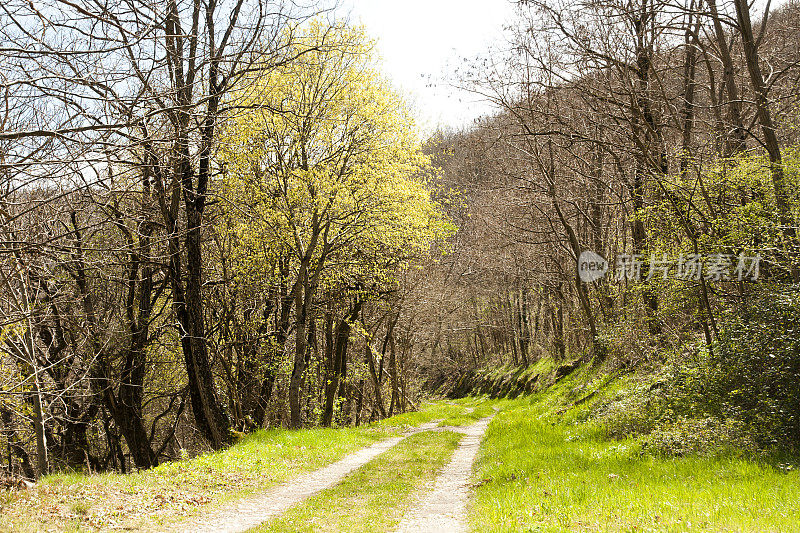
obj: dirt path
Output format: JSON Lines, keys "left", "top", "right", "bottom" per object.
{"left": 172, "top": 421, "right": 441, "bottom": 533}
{"left": 393, "top": 412, "right": 496, "bottom": 533}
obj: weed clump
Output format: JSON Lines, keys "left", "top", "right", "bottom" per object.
{"left": 596, "top": 285, "right": 800, "bottom": 456}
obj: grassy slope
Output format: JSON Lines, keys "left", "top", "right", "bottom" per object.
{"left": 0, "top": 401, "right": 475, "bottom": 533}
{"left": 470, "top": 364, "right": 800, "bottom": 532}
{"left": 249, "top": 430, "right": 462, "bottom": 533}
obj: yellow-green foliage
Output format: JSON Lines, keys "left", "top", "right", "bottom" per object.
{"left": 632, "top": 145, "right": 800, "bottom": 332}
{"left": 219, "top": 21, "right": 454, "bottom": 294}
{"left": 646, "top": 145, "right": 800, "bottom": 260}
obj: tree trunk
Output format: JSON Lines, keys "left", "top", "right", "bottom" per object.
{"left": 366, "top": 342, "right": 386, "bottom": 419}
{"left": 732, "top": 0, "right": 798, "bottom": 280}
{"left": 631, "top": 1, "right": 665, "bottom": 324}
{"left": 706, "top": 0, "right": 748, "bottom": 156}
{"left": 321, "top": 300, "right": 362, "bottom": 426}
{"left": 289, "top": 261, "right": 311, "bottom": 429}
{"left": 0, "top": 406, "right": 35, "bottom": 479}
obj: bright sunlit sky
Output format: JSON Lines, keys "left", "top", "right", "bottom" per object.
{"left": 336, "top": 0, "right": 516, "bottom": 133}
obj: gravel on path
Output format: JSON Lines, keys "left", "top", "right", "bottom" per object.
{"left": 393, "top": 412, "right": 496, "bottom": 533}
{"left": 172, "top": 421, "right": 442, "bottom": 533}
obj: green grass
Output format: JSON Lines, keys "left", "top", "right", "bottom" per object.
{"left": 371, "top": 399, "right": 477, "bottom": 429}
{"left": 438, "top": 397, "right": 503, "bottom": 426}
{"left": 248, "top": 430, "right": 462, "bottom": 533}
{"left": 20, "top": 371, "right": 795, "bottom": 533}
{"left": 2, "top": 427, "right": 389, "bottom": 532}
{"left": 0, "top": 401, "right": 476, "bottom": 533}
{"left": 470, "top": 394, "right": 800, "bottom": 532}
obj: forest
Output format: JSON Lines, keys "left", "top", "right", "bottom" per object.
{"left": 1, "top": 0, "right": 799, "bottom": 513}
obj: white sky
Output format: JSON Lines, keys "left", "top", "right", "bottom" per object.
{"left": 336, "top": 0, "right": 516, "bottom": 133}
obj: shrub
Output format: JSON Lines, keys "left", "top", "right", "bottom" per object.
{"left": 708, "top": 284, "right": 800, "bottom": 450}
{"left": 600, "top": 285, "right": 800, "bottom": 455}
{"left": 596, "top": 381, "right": 666, "bottom": 440}
{"left": 642, "top": 416, "right": 757, "bottom": 457}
